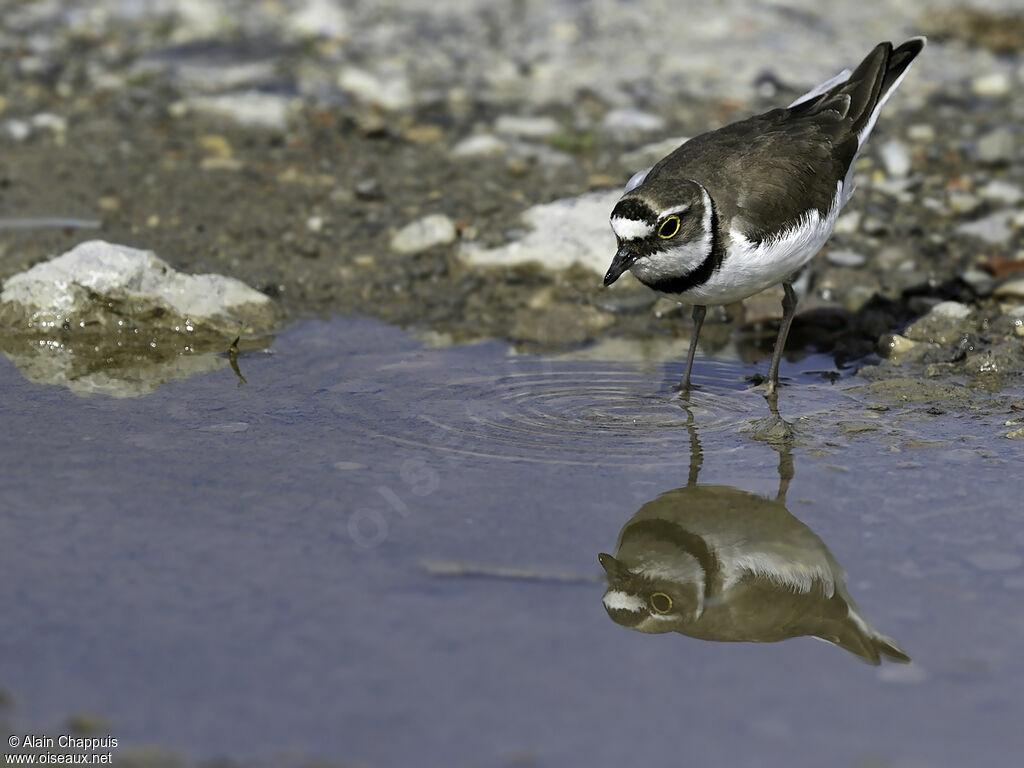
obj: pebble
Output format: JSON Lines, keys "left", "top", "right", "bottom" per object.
{"left": 287, "top": 0, "right": 349, "bottom": 40}
{"left": 956, "top": 210, "right": 1015, "bottom": 244}
{"left": 3, "top": 119, "right": 31, "bottom": 142}
{"left": 1008, "top": 428, "right": 1024, "bottom": 440}
{"left": 906, "top": 123, "right": 936, "bottom": 143}
{"left": 450, "top": 134, "right": 508, "bottom": 158}
{"left": 975, "top": 128, "right": 1015, "bottom": 165}
{"left": 600, "top": 108, "right": 666, "bottom": 139}
{"left": 971, "top": 71, "right": 1012, "bottom": 98}
{"left": 947, "top": 190, "right": 981, "bottom": 215}
{"left": 878, "top": 333, "right": 918, "bottom": 362}
{"left": 338, "top": 67, "right": 414, "bottom": 111}
{"left": 903, "top": 301, "right": 973, "bottom": 346}
{"left": 879, "top": 139, "right": 911, "bottom": 178}
{"left": 993, "top": 277, "right": 1024, "bottom": 300}
{"left": 493, "top": 115, "right": 561, "bottom": 140}
{"left": 185, "top": 92, "right": 294, "bottom": 130}
{"left": 979, "top": 180, "right": 1023, "bottom": 206}
{"left": 390, "top": 214, "right": 457, "bottom": 254}
{"left": 832, "top": 211, "right": 861, "bottom": 235}
{"left": 826, "top": 249, "right": 867, "bottom": 268}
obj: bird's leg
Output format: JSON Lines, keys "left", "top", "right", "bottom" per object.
{"left": 681, "top": 304, "right": 706, "bottom": 392}
{"left": 765, "top": 282, "right": 797, "bottom": 395}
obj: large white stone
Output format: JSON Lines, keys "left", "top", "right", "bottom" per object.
{"left": 460, "top": 190, "right": 620, "bottom": 274}
{"left": 0, "top": 240, "right": 277, "bottom": 333}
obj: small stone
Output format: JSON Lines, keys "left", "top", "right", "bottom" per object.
{"left": 1007, "top": 427, "right": 1024, "bottom": 440}
{"left": 601, "top": 108, "right": 666, "bottom": 139}
{"left": 307, "top": 215, "right": 323, "bottom": 233}
{"left": 186, "top": 92, "right": 294, "bottom": 130}
{"left": 826, "top": 249, "right": 867, "bottom": 268}
{"left": 879, "top": 139, "right": 911, "bottom": 178}
{"left": 903, "top": 301, "right": 973, "bottom": 346}
{"left": 971, "top": 71, "right": 1012, "bottom": 98}
{"left": 198, "top": 134, "right": 233, "bottom": 159}
{"left": 287, "top": 0, "right": 349, "bottom": 40}
{"left": 354, "top": 179, "right": 381, "bottom": 200}
{"left": 878, "top": 333, "right": 918, "bottom": 362}
{"left": 832, "top": 211, "right": 861, "bottom": 234}
{"left": 994, "top": 277, "right": 1024, "bottom": 300}
{"left": 390, "top": 214, "right": 457, "bottom": 254}
{"left": 906, "top": 123, "right": 936, "bottom": 142}
{"left": 979, "top": 180, "right": 1023, "bottom": 205}
{"left": 976, "top": 128, "right": 1015, "bottom": 165}
{"left": 947, "top": 190, "right": 981, "bottom": 215}
{"left": 338, "top": 67, "right": 413, "bottom": 111}
{"left": 494, "top": 115, "right": 561, "bottom": 140}
{"left": 957, "top": 210, "right": 1015, "bottom": 244}
{"left": 4, "top": 119, "right": 31, "bottom": 142}
{"left": 450, "top": 134, "right": 508, "bottom": 158}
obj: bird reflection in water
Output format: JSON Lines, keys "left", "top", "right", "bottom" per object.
{"left": 598, "top": 409, "right": 910, "bottom": 665}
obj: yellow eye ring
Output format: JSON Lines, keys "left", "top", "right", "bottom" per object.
{"left": 649, "top": 592, "right": 673, "bottom": 614}
{"left": 658, "top": 216, "right": 681, "bottom": 239}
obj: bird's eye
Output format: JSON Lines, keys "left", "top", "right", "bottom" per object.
{"left": 649, "top": 592, "right": 673, "bottom": 613}
{"left": 658, "top": 216, "right": 681, "bottom": 239}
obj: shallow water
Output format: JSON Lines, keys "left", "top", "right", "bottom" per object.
{"left": 2, "top": 316, "right": 1023, "bottom": 766}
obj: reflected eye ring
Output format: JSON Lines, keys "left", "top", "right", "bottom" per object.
{"left": 649, "top": 592, "right": 673, "bottom": 613}
{"left": 658, "top": 216, "right": 681, "bottom": 239}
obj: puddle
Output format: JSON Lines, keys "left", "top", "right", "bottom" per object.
{"left": 1, "top": 316, "right": 1023, "bottom": 766}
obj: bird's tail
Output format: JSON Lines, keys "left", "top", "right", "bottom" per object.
{"left": 845, "top": 37, "right": 927, "bottom": 148}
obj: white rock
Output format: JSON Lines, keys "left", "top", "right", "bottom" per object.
{"left": 0, "top": 240, "right": 276, "bottom": 333}
{"left": 601, "top": 108, "right": 666, "bottom": 138}
{"left": 979, "top": 180, "right": 1023, "bottom": 206}
{"left": 186, "top": 91, "right": 295, "bottom": 130}
{"left": 338, "top": 66, "right": 414, "bottom": 111}
{"left": 460, "top": 190, "right": 620, "bottom": 274}
{"left": 390, "top": 214, "right": 457, "bottom": 254}
{"left": 833, "top": 211, "right": 861, "bottom": 235}
{"left": 879, "top": 139, "right": 911, "bottom": 178}
{"left": 3, "top": 119, "right": 31, "bottom": 142}
{"left": 971, "top": 71, "right": 1012, "bottom": 98}
{"left": 976, "top": 128, "right": 1015, "bottom": 164}
{"left": 493, "top": 115, "right": 561, "bottom": 140}
{"left": 957, "top": 210, "right": 1016, "bottom": 244}
{"left": 620, "top": 136, "right": 689, "bottom": 173}
{"left": 450, "top": 134, "right": 508, "bottom": 158}
{"left": 906, "top": 123, "right": 935, "bottom": 143}
{"left": 929, "top": 301, "right": 972, "bottom": 320}
{"left": 288, "top": 0, "right": 349, "bottom": 40}
{"left": 826, "top": 249, "right": 867, "bottom": 268}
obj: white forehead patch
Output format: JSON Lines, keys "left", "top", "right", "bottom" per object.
{"left": 602, "top": 590, "right": 646, "bottom": 612}
{"left": 611, "top": 217, "right": 654, "bottom": 241}
{"left": 657, "top": 203, "right": 691, "bottom": 218}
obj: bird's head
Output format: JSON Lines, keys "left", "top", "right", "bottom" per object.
{"left": 598, "top": 552, "right": 702, "bottom": 634}
{"left": 604, "top": 179, "right": 713, "bottom": 288}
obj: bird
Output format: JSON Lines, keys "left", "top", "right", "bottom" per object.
{"left": 603, "top": 38, "right": 926, "bottom": 394}
{"left": 597, "top": 486, "right": 911, "bottom": 664}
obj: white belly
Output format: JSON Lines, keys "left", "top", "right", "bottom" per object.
{"left": 677, "top": 180, "right": 844, "bottom": 306}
